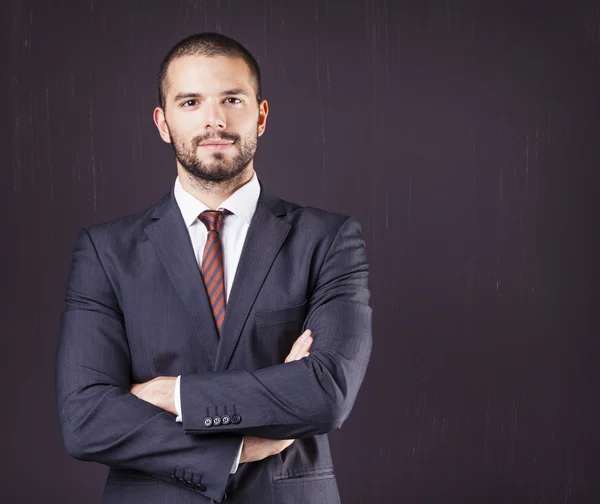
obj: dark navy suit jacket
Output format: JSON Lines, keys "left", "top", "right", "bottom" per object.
{"left": 55, "top": 177, "right": 373, "bottom": 503}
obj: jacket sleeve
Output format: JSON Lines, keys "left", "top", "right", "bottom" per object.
{"left": 180, "top": 216, "right": 373, "bottom": 439}
{"left": 55, "top": 228, "right": 241, "bottom": 503}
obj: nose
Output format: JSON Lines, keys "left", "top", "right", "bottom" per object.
{"left": 203, "top": 99, "right": 226, "bottom": 130}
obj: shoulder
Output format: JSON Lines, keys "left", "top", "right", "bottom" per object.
{"left": 276, "top": 197, "right": 364, "bottom": 246}
{"left": 78, "top": 191, "right": 171, "bottom": 248}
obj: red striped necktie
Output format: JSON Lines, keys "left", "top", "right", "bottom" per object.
{"left": 198, "top": 209, "right": 232, "bottom": 335}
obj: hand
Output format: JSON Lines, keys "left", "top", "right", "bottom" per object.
{"left": 284, "top": 329, "right": 313, "bottom": 363}
{"left": 239, "top": 436, "right": 295, "bottom": 463}
{"left": 130, "top": 376, "right": 178, "bottom": 415}
{"left": 240, "top": 329, "right": 313, "bottom": 463}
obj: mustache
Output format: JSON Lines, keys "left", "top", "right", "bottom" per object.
{"left": 193, "top": 132, "right": 239, "bottom": 147}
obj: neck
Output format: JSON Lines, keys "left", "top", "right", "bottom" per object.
{"left": 177, "top": 163, "right": 255, "bottom": 209}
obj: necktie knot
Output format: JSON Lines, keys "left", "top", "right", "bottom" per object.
{"left": 198, "top": 209, "right": 231, "bottom": 233}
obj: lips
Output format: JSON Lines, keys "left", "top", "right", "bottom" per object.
{"left": 198, "top": 140, "right": 234, "bottom": 152}
{"left": 199, "top": 138, "right": 234, "bottom": 146}
{"left": 197, "top": 137, "right": 234, "bottom": 152}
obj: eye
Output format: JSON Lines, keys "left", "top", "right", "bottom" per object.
{"left": 224, "top": 97, "right": 242, "bottom": 104}
{"left": 182, "top": 99, "right": 198, "bottom": 107}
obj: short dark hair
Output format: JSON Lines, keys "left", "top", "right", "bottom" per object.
{"left": 157, "top": 32, "right": 262, "bottom": 110}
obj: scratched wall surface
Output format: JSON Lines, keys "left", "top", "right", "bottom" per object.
{"left": 1, "top": 0, "right": 599, "bottom": 503}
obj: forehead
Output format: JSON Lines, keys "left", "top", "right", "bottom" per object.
{"left": 165, "top": 54, "right": 253, "bottom": 97}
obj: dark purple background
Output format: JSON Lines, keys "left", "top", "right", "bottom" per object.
{"left": 2, "top": 1, "right": 599, "bottom": 502}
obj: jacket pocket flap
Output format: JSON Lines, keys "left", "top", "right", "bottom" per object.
{"left": 272, "top": 467, "right": 335, "bottom": 482}
{"left": 255, "top": 300, "right": 308, "bottom": 328}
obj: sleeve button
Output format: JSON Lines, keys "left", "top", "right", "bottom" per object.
{"left": 203, "top": 417, "right": 213, "bottom": 427}
{"left": 213, "top": 416, "right": 222, "bottom": 426}
{"left": 231, "top": 414, "right": 241, "bottom": 424}
{"left": 221, "top": 415, "right": 231, "bottom": 425}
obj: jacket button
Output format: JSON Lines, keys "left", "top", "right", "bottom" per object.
{"left": 231, "top": 414, "right": 241, "bottom": 424}
{"left": 203, "top": 417, "right": 213, "bottom": 427}
{"left": 221, "top": 415, "right": 231, "bottom": 425}
{"left": 213, "top": 416, "right": 222, "bottom": 426}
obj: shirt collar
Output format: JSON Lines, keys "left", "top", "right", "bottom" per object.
{"left": 174, "top": 170, "right": 260, "bottom": 228}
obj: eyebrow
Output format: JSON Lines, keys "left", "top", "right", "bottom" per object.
{"left": 173, "top": 88, "right": 249, "bottom": 102}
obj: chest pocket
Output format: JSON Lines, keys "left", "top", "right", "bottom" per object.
{"left": 254, "top": 300, "right": 308, "bottom": 362}
{"left": 254, "top": 299, "right": 308, "bottom": 328}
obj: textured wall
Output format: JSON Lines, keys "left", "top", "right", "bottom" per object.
{"left": 2, "top": 0, "right": 599, "bottom": 502}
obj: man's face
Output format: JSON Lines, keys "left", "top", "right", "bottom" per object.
{"left": 159, "top": 54, "right": 265, "bottom": 183}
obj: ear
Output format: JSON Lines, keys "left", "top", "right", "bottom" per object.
{"left": 257, "top": 99, "right": 269, "bottom": 137}
{"left": 153, "top": 107, "right": 172, "bottom": 144}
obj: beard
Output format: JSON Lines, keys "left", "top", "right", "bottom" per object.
{"left": 168, "top": 125, "right": 258, "bottom": 184}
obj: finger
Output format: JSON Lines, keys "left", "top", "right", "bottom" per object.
{"left": 292, "top": 329, "right": 313, "bottom": 359}
{"left": 285, "top": 330, "right": 312, "bottom": 362}
{"left": 303, "top": 336, "right": 313, "bottom": 350}
{"left": 285, "top": 339, "right": 312, "bottom": 363}
{"left": 274, "top": 440, "right": 293, "bottom": 454}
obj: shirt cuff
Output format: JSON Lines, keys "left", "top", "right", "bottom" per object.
{"left": 230, "top": 438, "right": 243, "bottom": 474}
{"left": 174, "top": 375, "right": 182, "bottom": 422}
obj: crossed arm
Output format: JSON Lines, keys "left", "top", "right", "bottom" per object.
{"left": 130, "top": 329, "right": 315, "bottom": 464}
{"left": 55, "top": 216, "right": 372, "bottom": 501}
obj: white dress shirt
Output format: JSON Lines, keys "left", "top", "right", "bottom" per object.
{"left": 172, "top": 169, "right": 260, "bottom": 474}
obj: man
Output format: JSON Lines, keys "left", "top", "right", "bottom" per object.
{"left": 55, "top": 32, "right": 372, "bottom": 504}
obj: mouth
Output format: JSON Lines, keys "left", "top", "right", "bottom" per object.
{"left": 198, "top": 139, "right": 235, "bottom": 151}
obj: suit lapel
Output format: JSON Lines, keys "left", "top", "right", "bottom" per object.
{"left": 215, "top": 179, "right": 290, "bottom": 370}
{"left": 144, "top": 188, "right": 220, "bottom": 366}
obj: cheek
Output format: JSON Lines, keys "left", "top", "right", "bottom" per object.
{"left": 169, "top": 112, "right": 198, "bottom": 136}
{"left": 171, "top": 128, "right": 196, "bottom": 148}
{"left": 238, "top": 115, "right": 260, "bottom": 136}
{"left": 229, "top": 108, "right": 258, "bottom": 127}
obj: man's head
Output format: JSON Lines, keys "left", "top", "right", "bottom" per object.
{"left": 153, "top": 33, "right": 268, "bottom": 186}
